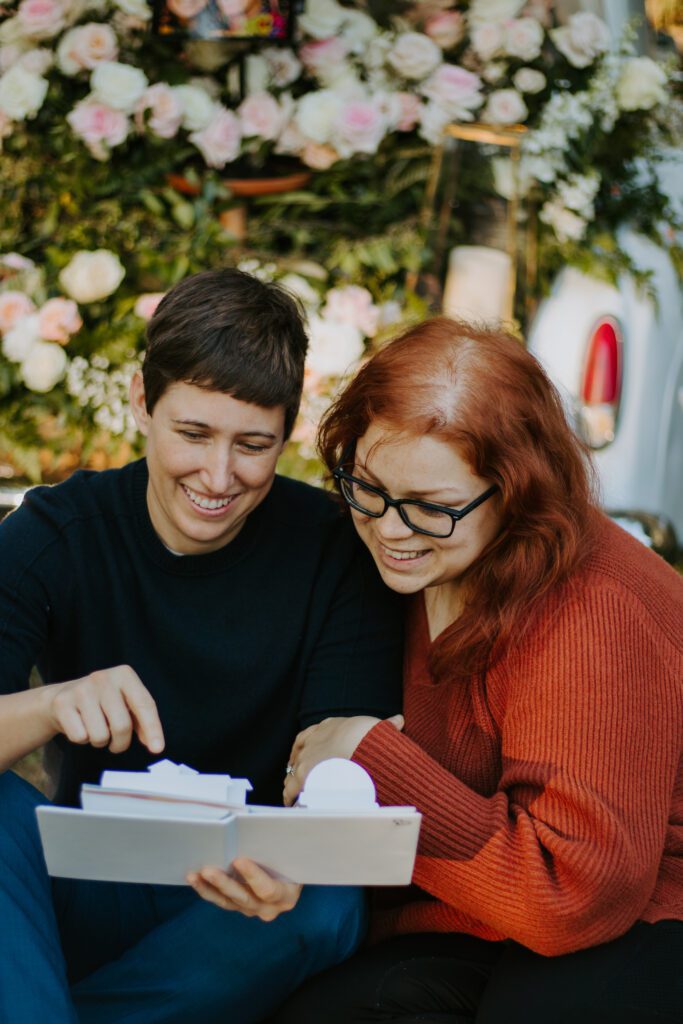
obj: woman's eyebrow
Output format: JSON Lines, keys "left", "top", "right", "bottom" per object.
{"left": 172, "top": 419, "right": 277, "bottom": 440}
{"left": 354, "top": 459, "right": 466, "bottom": 502}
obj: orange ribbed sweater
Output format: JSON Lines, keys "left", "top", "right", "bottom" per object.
{"left": 353, "top": 516, "right": 683, "bottom": 957}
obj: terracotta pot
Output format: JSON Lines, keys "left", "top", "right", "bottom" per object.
{"left": 224, "top": 170, "right": 312, "bottom": 197}
{"left": 166, "top": 174, "right": 202, "bottom": 197}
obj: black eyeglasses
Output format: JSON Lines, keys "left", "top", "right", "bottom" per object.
{"left": 332, "top": 460, "right": 498, "bottom": 539}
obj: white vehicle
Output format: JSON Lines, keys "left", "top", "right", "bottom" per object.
{"left": 527, "top": 226, "right": 682, "bottom": 559}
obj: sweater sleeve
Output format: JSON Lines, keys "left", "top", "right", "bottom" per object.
{"left": 353, "top": 586, "right": 683, "bottom": 956}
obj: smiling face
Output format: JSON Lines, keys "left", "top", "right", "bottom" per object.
{"left": 350, "top": 421, "right": 503, "bottom": 596}
{"left": 130, "top": 374, "right": 285, "bottom": 555}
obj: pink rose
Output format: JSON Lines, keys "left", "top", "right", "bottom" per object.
{"left": 67, "top": 99, "right": 129, "bottom": 160}
{"left": 301, "top": 141, "right": 339, "bottom": 169}
{"left": 322, "top": 286, "right": 379, "bottom": 338}
{"left": 134, "top": 292, "right": 165, "bottom": 321}
{"left": 17, "top": 0, "right": 66, "bottom": 39}
{"left": 238, "top": 92, "right": 284, "bottom": 141}
{"left": 396, "top": 92, "right": 421, "bottom": 131}
{"left": 189, "top": 106, "right": 242, "bottom": 168}
{"left": 37, "top": 297, "right": 82, "bottom": 343}
{"left": 424, "top": 12, "right": 465, "bottom": 50}
{"left": 420, "top": 65, "right": 484, "bottom": 119}
{"left": 0, "top": 291, "right": 36, "bottom": 334}
{"left": 137, "top": 83, "right": 183, "bottom": 139}
{"left": 335, "top": 99, "right": 386, "bottom": 158}
{"left": 299, "top": 37, "right": 349, "bottom": 76}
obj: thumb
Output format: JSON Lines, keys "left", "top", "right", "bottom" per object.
{"left": 385, "top": 714, "right": 405, "bottom": 731}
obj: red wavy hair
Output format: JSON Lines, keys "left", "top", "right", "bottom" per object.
{"left": 318, "top": 317, "right": 600, "bottom": 681}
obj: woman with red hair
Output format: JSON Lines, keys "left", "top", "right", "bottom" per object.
{"left": 273, "top": 318, "right": 683, "bottom": 1023}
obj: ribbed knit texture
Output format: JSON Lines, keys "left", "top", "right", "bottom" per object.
{"left": 354, "top": 516, "right": 683, "bottom": 957}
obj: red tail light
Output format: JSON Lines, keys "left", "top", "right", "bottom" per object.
{"left": 577, "top": 317, "right": 623, "bottom": 449}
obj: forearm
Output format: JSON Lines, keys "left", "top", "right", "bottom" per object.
{"left": 0, "top": 686, "right": 60, "bottom": 771}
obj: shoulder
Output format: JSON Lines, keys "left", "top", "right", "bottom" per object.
{"left": 1, "top": 461, "right": 141, "bottom": 544}
{"left": 267, "top": 474, "right": 347, "bottom": 529}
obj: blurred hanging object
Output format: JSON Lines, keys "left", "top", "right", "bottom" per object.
{"left": 645, "top": 0, "right": 683, "bottom": 49}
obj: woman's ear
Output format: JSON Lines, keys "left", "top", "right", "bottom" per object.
{"left": 129, "top": 371, "right": 150, "bottom": 437}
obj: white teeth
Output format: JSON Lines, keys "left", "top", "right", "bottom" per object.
{"left": 183, "top": 485, "right": 232, "bottom": 510}
{"left": 382, "top": 546, "right": 426, "bottom": 561}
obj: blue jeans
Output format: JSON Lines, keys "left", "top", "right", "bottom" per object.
{"left": 0, "top": 771, "right": 366, "bottom": 1023}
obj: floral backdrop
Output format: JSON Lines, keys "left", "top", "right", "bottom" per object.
{"left": 0, "top": 0, "right": 681, "bottom": 482}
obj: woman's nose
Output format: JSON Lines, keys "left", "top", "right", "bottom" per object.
{"left": 374, "top": 504, "right": 415, "bottom": 541}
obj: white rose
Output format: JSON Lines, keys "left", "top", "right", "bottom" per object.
{"left": 468, "top": 0, "right": 525, "bottom": 27}
{"left": 0, "top": 65, "right": 48, "bottom": 120}
{"left": 57, "top": 23, "right": 118, "bottom": 75}
{"left": 616, "top": 57, "right": 667, "bottom": 111}
{"left": 1, "top": 312, "right": 40, "bottom": 362}
{"left": 262, "top": 46, "right": 301, "bottom": 88}
{"left": 173, "top": 83, "right": 214, "bottom": 131}
{"left": 513, "top": 67, "right": 546, "bottom": 93}
{"left": 341, "top": 9, "right": 378, "bottom": 53}
{"left": 298, "top": 0, "right": 346, "bottom": 40}
{"left": 59, "top": 249, "right": 126, "bottom": 303}
{"left": 504, "top": 18, "right": 544, "bottom": 61}
{"left": 294, "top": 90, "right": 344, "bottom": 145}
{"left": 418, "top": 100, "right": 451, "bottom": 145}
{"left": 482, "top": 88, "right": 528, "bottom": 125}
{"left": 279, "top": 273, "right": 320, "bottom": 308}
{"left": 111, "top": 0, "right": 152, "bottom": 18}
{"left": 306, "top": 315, "right": 365, "bottom": 376}
{"left": 0, "top": 43, "right": 29, "bottom": 73}
{"left": 0, "top": 18, "right": 25, "bottom": 45}
{"left": 387, "top": 32, "right": 441, "bottom": 80}
{"left": 91, "top": 61, "right": 148, "bottom": 113}
{"left": 21, "top": 340, "right": 68, "bottom": 392}
{"left": 17, "top": 47, "right": 53, "bottom": 74}
{"left": 551, "top": 13, "right": 610, "bottom": 69}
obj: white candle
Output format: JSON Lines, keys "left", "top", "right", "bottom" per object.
{"left": 442, "top": 245, "right": 513, "bottom": 322}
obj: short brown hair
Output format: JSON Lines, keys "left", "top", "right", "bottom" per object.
{"left": 318, "top": 316, "right": 599, "bottom": 679}
{"left": 142, "top": 268, "right": 308, "bottom": 439}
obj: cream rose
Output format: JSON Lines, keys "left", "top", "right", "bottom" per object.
{"left": 38, "top": 297, "right": 82, "bottom": 343}
{"left": 16, "top": 0, "right": 66, "bottom": 40}
{"left": 90, "top": 61, "right": 148, "bottom": 114}
{"left": 111, "top": 0, "right": 152, "bottom": 19}
{"left": 0, "top": 65, "right": 48, "bottom": 120}
{"left": 22, "top": 339, "right": 68, "bottom": 392}
{"left": 189, "top": 106, "right": 242, "bottom": 168}
{"left": 616, "top": 57, "right": 667, "bottom": 111}
{"left": 387, "top": 32, "right": 442, "bottom": 80}
{"left": 17, "top": 48, "right": 53, "bottom": 75}
{"left": 341, "top": 9, "right": 378, "bottom": 53}
{"left": 2, "top": 312, "right": 40, "bottom": 362}
{"left": 471, "top": 22, "right": 504, "bottom": 61}
{"left": 468, "top": 0, "right": 525, "bottom": 27}
{"left": 298, "top": 0, "right": 346, "bottom": 40}
{"left": 294, "top": 90, "right": 344, "bottom": 145}
{"left": 0, "top": 291, "right": 36, "bottom": 334}
{"left": 322, "top": 285, "right": 379, "bottom": 338}
{"left": 551, "top": 13, "right": 610, "bottom": 69}
{"left": 513, "top": 67, "right": 546, "bottom": 93}
{"left": 59, "top": 250, "right": 126, "bottom": 303}
{"left": 262, "top": 46, "right": 301, "bottom": 88}
{"left": 57, "top": 23, "right": 118, "bottom": 75}
{"left": 504, "top": 17, "right": 544, "bottom": 61}
{"left": 134, "top": 292, "right": 165, "bottom": 320}
{"left": 482, "top": 88, "right": 528, "bottom": 125}
{"left": 173, "top": 83, "right": 214, "bottom": 131}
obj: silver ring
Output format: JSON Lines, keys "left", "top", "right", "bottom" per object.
{"left": 285, "top": 764, "right": 296, "bottom": 777}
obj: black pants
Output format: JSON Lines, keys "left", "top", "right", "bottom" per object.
{"left": 269, "top": 921, "right": 683, "bottom": 1023}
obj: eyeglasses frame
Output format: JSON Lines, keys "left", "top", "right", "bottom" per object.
{"left": 332, "top": 461, "right": 499, "bottom": 539}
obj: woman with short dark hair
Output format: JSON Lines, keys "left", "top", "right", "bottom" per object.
{"left": 275, "top": 317, "right": 683, "bottom": 1023}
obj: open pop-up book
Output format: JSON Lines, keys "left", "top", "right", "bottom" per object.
{"left": 36, "top": 758, "right": 421, "bottom": 886}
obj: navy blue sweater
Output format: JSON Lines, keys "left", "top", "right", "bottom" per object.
{"left": 0, "top": 460, "right": 403, "bottom": 806}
